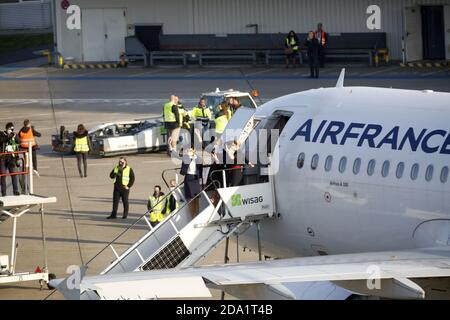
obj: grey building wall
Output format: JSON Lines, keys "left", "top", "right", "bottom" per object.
{"left": 0, "top": 0, "right": 52, "bottom": 30}
{"left": 56, "top": 0, "right": 450, "bottom": 61}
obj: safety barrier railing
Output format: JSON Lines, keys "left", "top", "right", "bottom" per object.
{"left": 0, "top": 146, "right": 35, "bottom": 195}
{"left": 83, "top": 180, "right": 186, "bottom": 268}
{"left": 103, "top": 179, "right": 223, "bottom": 274}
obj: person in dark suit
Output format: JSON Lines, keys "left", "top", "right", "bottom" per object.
{"left": 305, "top": 31, "right": 320, "bottom": 78}
{"left": 178, "top": 148, "right": 203, "bottom": 219}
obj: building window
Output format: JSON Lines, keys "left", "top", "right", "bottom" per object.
{"left": 353, "top": 158, "right": 361, "bottom": 175}
{"left": 411, "top": 163, "right": 419, "bottom": 181}
{"left": 311, "top": 154, "right": 319, "bottom": 170}
{"left": 425, "top": 165, "right": 434, "bottom": 182}
{"left": 381, "top": 161, "right": 390, "bottom": 178}
{"left": 367, "top": 159, "right": 376, "bottom": 176}
{"left": 325, "top": 155, "right": 333, "bottom": 172}
{"left": 441, "top": 166, "right": 449, "bottom": 183}
{"left": 297, "top": 153, "right": 305, "bottom": 169}
{"left": 396, "top": 162, "right": 405, "bottom": 179}
{"left": 339, "top": 157, "right": 347, "bottom": 173}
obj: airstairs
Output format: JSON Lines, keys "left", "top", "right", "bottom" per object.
{"left": 85, "top": 166, "right": 277, "bottom": 282}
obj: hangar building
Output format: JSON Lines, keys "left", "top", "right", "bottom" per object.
{"left": 53, "top": 0, "right": 450, "bottom": 63}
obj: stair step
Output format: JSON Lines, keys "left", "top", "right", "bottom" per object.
{"left": 141, "top": 236, "right": 190, "bottom": 271}
{"left": 196, "top": 213, "right": 271, "bottom": 228}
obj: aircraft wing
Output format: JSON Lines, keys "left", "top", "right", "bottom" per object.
{"left": 53, "top": 247, "right": 450, "bottom": 300}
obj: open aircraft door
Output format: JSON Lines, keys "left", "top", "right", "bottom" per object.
{"left": 220, "top": 107, "right": 259, "bottom": 146}
{"left": 404, "top": 6, "right": 423, "bottom": 62}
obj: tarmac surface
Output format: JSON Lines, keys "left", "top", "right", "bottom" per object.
{"left": 0, "top": 63, "right": 449, "bottom": 300}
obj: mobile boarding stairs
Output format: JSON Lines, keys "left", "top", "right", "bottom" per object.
{"left": 80, "top": 166, "right": 278, "bottom": 299}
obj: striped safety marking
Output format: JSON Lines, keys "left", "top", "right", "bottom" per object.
{"left": 63, "top": 63, "right": 120, "bottom": 69}
{"left": 401, "top": 61, "right": 449, "bottom": 68}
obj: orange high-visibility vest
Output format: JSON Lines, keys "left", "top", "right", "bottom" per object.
{"left": 315, "top": 30, "right": 326, "bottom": 47}
{"left": 19, "top": 129, "right": 36, "bottom": 148}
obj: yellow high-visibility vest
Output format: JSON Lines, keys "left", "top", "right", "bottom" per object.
{"left": 112, "top": 166, "right": 131, "bottom": 186}
{"left": 163, "top": 102, "right": 176, "bottom": 122}
{"left": 165, "top": 194, "right": 179, "bottom": 214}
{"left": 214, "top": 115, "right": 229, "bottom": 135}
{"left": 192, "top": 106, "right": 212, "bottom": 120}
{"left": 74, "top": 136, "right": 89, "bottom": 152}
{"left": 178, "top": 106, "right": 190, "bottom": 129}
{"left": 286, "top": 37, "right": 299, "bottom": 51}
{"left": 149, "top": 195, "right": 166, "bottom": 222}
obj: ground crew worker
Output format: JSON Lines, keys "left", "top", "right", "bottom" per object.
{"left": 192, "top": 98, "right": 212, "bottom": 120}
{"left": 73, "top": 124, "right": 91, "bottom": 178}
{"left": 315, "top": 23, "right": 328, "bottom": 68}
{"left": 192, "top": 98, "right": 212, "bottom": 147}
{"left": 108, "top": 157, "right": 135, "bottom": 220}
{"left": 177, "top": 101, "right": 191, "bottom": 130}
{"left": 285, "top": 30, "right": 299, "bottom": 68}
{"left": 19, "top": 119, "right": 41, "bottom": 175}
{"left": 214, "top": 102, "right": 232, "bottom": 138}
{"left": 147, "top": 185, "right": 166, "bottom": 227}
{"left": 0, "top": 122, "right": 20, "bottom": 196}
{"left": 163, "top": 95, "right": 181, "bottom": 153}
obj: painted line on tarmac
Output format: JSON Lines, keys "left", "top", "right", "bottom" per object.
{"left": 183, "top": 70, "right": 216, "bottom": 78}
{"left": 142, "top": 160, "right": 171, "bottom": 164}
{"left": 422, "top": 69, "right": 449, "bottom": 77}
{"left": 2, "top": 74, "right": 449, "bottom": 81}
{"left": 244, "top": 69, "right": 274, "bottom": 77}
{"left": 71, "top": 69, "right": 112, "bottom": 78}
{"left": 361, "top": 66, "right": 403, "bottom": 77}
{"left": 16, "top": 70, "right": 47, "bottom": 78}
{"left": 128, "top": 68, "right": 165, "bottom": 78}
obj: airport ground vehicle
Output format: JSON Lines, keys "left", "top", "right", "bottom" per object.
{"left": 51, "top": 89, "right": 258, "bottom": 157}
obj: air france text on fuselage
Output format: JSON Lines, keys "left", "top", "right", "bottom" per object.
{"left": 290, "top": 119, "right": 450, "bottom": 155}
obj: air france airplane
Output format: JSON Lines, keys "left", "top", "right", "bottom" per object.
{"left": 53, "top": 70, "right": 450, "bottom": 300}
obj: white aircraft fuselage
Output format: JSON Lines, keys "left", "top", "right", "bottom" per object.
{"left": 240, "top": 86, "right": 450, "bottom": 259}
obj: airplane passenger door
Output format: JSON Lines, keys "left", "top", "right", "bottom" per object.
{"left": 404, "top": 6, "right": 423, "bottom": 62}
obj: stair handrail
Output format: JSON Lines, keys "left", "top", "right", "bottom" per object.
{"left": 84, "top": 180, "right": 185, "bottom": 267}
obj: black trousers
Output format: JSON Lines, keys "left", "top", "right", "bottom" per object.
{"left": 76, "top": 152, "right": 87, "bottom": 177}
{"left": 229, "top": 168, "right": 244, "bottom": 187}
{"left": 0, "top": 158, "right": 19, "bottom": 196}
{"left": 310, "top": 63, "right": 319, "bottom": 78}
{"left": 111, "top": 186, "right": 129, "bottom": 218}
{"left": 318, "top": 47, "right": 325, "bottom": 68}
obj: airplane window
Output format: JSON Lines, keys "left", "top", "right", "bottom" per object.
{"left": 381, "top": 161, "right": 390, "bottom": 178}
{"left": 425, "top": 165, "right": 434, "bottom": 182}
{"left": 325, "top": 155, "right": 333, "bottom": 172}
{"left": 367, "top": 159, "right": 376, "bottom": 176}
{"left": 396, "top": 162, "right": 405, "bottom": 179}
{"left": 297, "top": 153, "right": 305, "bottom": 169}
{"left": 353, "top": 158, "right": 361, "bottom": 175}
{"left": 411, "top": 163, "right": 419, "bottom": 181}
{"left": 311, "top": 154, "right": 319, "bottom": 170}
{"left": 441, "top": 166, "right": 449, "bottom": 183}
{"left": 339, "top": 157, "right": 347, "bottom": 173}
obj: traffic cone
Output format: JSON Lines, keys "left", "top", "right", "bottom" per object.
{"left": 35, "top": 266, "right": 41, "bottom": 273}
